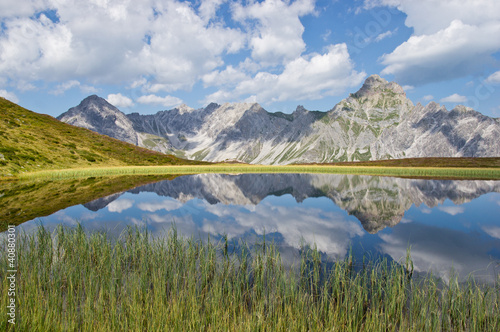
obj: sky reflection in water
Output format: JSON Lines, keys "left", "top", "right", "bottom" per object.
{"left": 13, "top": 174, "right": 500, "bottom": 283}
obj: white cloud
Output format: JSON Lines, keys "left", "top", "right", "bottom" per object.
{"left": 107, "top": 93, "right": 134, "bottom": 108}
{"left": 365, "top": 0, "right": 500, "bottom": 35}
{"left": 422, "top": 95, "right": 434, "bottom": 101}
{"left": 137, "top": 94, "right": 183, "bottom": 108}
{"left": 137, "top": 199, "right": 183, "bottom": 212}
{"left": 50, "top": 80, "right": 97, "bottom": 95}
{"left": 0, "top": 0, "right": 48, "bottom": 19}
{"left": 198, "top": 0, "right": 226, "bottom": 24}
{"left": 402, "top": 85, "right": 413, "bottom": 91}
{"left": 202, "top": 65, "right": 249, "bottom": 87}
{"left": 378, "top": 222, "right": 499, "bottom": 283}
{"left": 440, "top": 93, "right": 467, "bottom": 103}
{"left": 374, "top": 28, "right": 397, "bottom": 42}
{"left": 205, "top": 44, "right": 366, "bottom": 104}
{"left": 16, "top": 80, "right": 36, "bottom": 91}
{"left": 437, "top": 205, "right": 464, "bottom": 216}
{"left": 380, "top": 20, "right": 500, "bottom": 85}
{"left": 482, "top": 225, "right": 500, "bottom": 239}
{"left": 367, "top": 1, "right": 500, "bottom": 85}
{"left": 321, "top": 29, "right": 331, "bottom": 42}
{"left": 232, "top": 0, "right": 315, "bottom": 65}
{"left": 486, "top": 71, "right": 500, "bottom": 84}
{"left": 0, "top": 0, "right": 245, "bottom": 90}
{"left": 108, "top": 198, "right": 134, "bottom": 213}
{"left": 0, "top": 89, "right": 19, "bottom": 103}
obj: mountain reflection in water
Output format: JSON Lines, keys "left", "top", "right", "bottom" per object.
{"left": 11, "top": 174, "right": 500, "bottom": 283}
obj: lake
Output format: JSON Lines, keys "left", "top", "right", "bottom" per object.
{"left": 2, "top": 173, "right": 500, "bottom": 283}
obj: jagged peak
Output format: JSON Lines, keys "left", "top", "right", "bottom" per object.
{"left": 80, "top": 94, "right": 107, "bottom": 104}
{"left": 76, "top": 95, "right": 119, "bottom": 111}
{"left": 176, "top": 103, "right": 195, "bottom": 114}
{"left": 293, "top": 105, "right": 308, "bottom": 116}
{"left": 353, "top": 74, "right": 406, "bottom": 99}
{"left": 451, "top": 105, "right": 474, "bottom": 113}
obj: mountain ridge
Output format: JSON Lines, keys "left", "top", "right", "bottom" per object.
{"left": 57, "top": 75, "right": 500, "bottom": 164}
{"left": 0, "top": 97, "right": 207, "bottom": 176}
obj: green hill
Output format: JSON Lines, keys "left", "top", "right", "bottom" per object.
{"left": 0, "top": 98, "right": 207, "bottom": 177}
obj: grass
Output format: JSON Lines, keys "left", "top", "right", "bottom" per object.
{"left": 1, "top": 225, "right": 498, "bottom": 331}
{"left": 13, "top": 163, "right": 500, "bottom": 180}
{"left": 0, "top": 97, "right": 208, "bottom": 176}
{"left": 0, "top": 175, "right": 182, "bottom": 231}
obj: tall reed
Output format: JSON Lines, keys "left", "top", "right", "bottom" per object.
{"left": 1, "top": 225, "right": 499, "bottom": 331}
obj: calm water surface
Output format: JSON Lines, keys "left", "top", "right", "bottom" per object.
{"left": 6, "top": 174, "right": 500, "bottom": 283}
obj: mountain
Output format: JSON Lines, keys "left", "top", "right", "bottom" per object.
{"left": 84, "top": 173, "right": 500, "bottom": 234}
{"left": 58, "top": 75, "right": 500, "bottom": 164}
{"left": 0, "top": 98, "right": 207, "bottom": 176}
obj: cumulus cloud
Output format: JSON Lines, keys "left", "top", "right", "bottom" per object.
{"left": 378, "top": 223, "right": 500, "bottom": 283}
{"left": 368, "top": 0, "right": 500, "bottom": 85}
{"left": 50, "top": 80, "right": 97, "bottom": 95}
{"left": 482, "top": 225, "right": 500, "bottom": 239}
{"left": 137, "top": 199, "right": 183, "bottom": 212}
{"left": 137, "top": 94, "right": 183, "bottom": 108}
{"left": 107, "top": 93, "right": 134, "bottom": 108}
{"left": 0, "top": 0, "right": 245, "bottom": 90}
{"left": 232, "top": 0, "right": 315, "bottom": 66}
{"left": 486, "top": 71, "right": 500, "bottom": 84}
{"left": 202, "top": 65, "right": 249, "bottom": 87}
{"left": 440, "top": 94, "right": 467, "bottom": 103}
{"left": 107, "top": 198, "right": 134, "bottom": 213}
{"left": 205, "top": 44, "right": 366, "bottom": 104}
{"left": 380, "top": 20, "right": 500, "bottom": 85}
{"left": 365, "top": 0, "right": 500, "bottom": 35}
{"left": 422, "top": 95, "right": 434, "bottom": 101}
{"left": 437, "top": 205, "right": 464, "bottom": 216}
{"left": 0, "top": 89, "right": 19, "bottom": 103}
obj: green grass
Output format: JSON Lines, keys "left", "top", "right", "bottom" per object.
{"left": 1, "top": 225, "right": 498, "bottom": 331}
{"left": 0, "top": 98, "right": 208, "bottom": 176}
{"left": 14, "top": 163, "right": 500, "bottom": 180}
{"left": 0, "top": 175, "right": 182, "bottom": 231}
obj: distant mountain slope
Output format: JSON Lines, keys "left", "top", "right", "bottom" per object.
{"left": 58, "top": 75, "right": 500, "bottom": 164}
{"left": 0, "top": 98, "right": 206, "bottom": 176}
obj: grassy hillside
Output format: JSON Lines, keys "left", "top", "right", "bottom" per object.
{"left": 0, "top": 98, "right": 208, "bottom": 176}
{"left": 0, "top": 175, "right": 180, "bottom": 230}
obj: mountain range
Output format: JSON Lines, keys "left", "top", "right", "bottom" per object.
{"left": 83, "top": 173, "right": 500, "bottom": 234}
{"left": 58, "top": 75, "right": 500, "bottom": 164}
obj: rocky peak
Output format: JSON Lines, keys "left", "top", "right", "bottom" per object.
{"left": 176, "top": 104, "right": 195, "bottom": 114}
{"left": 353, "top": 75, "right": 406, "bottom": 99}
{"left": 79, "top": 94, "right": 112, "bottom": 108}
{"left": 57, "top": 94, "right": 138, "bottom": 145}
{"left": 293, "top": 105, "right": 308, "bottom": 117}
{"left": 205, "top": 102, "right": 220, "bottom": 112}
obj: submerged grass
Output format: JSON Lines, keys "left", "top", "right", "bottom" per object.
{"left": 1, "top": 225, "right": 499, "bottom": 331}
{"left": 15, "top": 164, "right": 500, "bottom": 180}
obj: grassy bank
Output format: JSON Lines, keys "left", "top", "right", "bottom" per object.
{"left": 0, "top": 175, "right": 181, "bottom": 231}
{"left": 1, "top": 225, "right": 498, "bottom": 331}
{"left": 15, "top": 163, "right": 500, "bottom": 180}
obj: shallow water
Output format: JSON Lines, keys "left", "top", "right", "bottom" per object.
{"left": 3, "top": 173, "right": 500, "bottom": 283}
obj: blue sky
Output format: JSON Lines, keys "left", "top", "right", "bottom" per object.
{"left": 1, "top": 0, "right": 499, "bottom": 117}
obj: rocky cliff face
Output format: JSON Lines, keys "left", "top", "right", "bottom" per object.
{"left": 58, "top": 75, "right": 500, "bottom": 164}
{"left": 57, "top": 95, "right": 139, "bottom": 145}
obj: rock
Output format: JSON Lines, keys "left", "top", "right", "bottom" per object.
{"left": 57, "top": 95, "right": 138, "bottom": 145}
{"left": 58, "top": 76, "right": 500, "bottom": 164}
